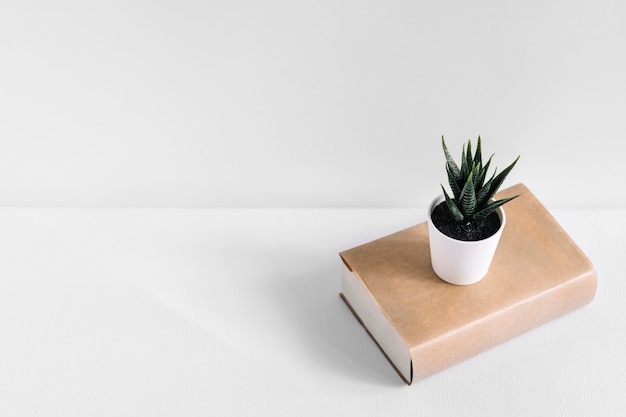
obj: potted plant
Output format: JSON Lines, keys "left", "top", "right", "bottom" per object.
{"left": 427, "top": 136, "right": 520, "bottom": 285}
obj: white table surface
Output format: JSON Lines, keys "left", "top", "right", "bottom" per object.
{"left": 0, "top": 207, "right": 623, "bottom": 416}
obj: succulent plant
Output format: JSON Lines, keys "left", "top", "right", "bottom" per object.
{"left": 441, "top": 136, "right": 519, "bottom": 223}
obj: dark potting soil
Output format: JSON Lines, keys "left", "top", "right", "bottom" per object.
{"left": 431, "top": 201, "right": 501, "bottom": 241}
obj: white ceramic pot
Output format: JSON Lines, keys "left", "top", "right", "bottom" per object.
{"left": 427, "top": 195, "right": 506, "bottom": 285}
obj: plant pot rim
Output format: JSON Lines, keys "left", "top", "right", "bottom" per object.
{"left": 427, "top": 194, "right": 506, "bottom": 244}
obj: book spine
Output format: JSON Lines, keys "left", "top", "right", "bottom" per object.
{"left": 340, "top": 262, "right": 412, "bottom": 384}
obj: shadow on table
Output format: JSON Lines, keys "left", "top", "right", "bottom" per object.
{"left": 147, "top": 233, "right": 406, "bottom": 388}
{"left": 262, "top": 251, "right": 404, "bottom": 387}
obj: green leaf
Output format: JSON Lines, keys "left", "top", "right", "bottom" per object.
{"left": 441, "top": 136, "right": 461, "bottom": 184}
{"left": 442, "top": 186, "right": 464, "bottom": 222}
{"left": 460, "top": 143, "right": 469, "bottom": 179}
{"left": 459, "top": 171, "right": 477, "bottom": 216}
{"left": 484, "top": 155, "right": 520, "bottom": 203}
{"left": 446, "top": 164, "right": 462, "bottom": 199}
{"left": 471, "top": 162, "right": 481, "bottom": 189}
{"left": 474, "top": 136, "right": 482, "bottom": 168}
{"left": 465, "top": 139, "right": 473, "bottom": 172}
{"left": 476, "top": 154, "right": 494, "bottom": 189}
{"left": 472, "top": 195, "right": 520, "bottom": 220}
{"left": 476, "top": 170, "right": 496, "bottom": 206}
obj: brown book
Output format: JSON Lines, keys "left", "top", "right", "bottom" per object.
{"left": 339, "top": 183, "right": 597, "bottom": 385}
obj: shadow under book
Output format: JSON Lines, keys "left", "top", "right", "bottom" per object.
{"left": 339, "top": 183, "right": 597, "bottom": 385}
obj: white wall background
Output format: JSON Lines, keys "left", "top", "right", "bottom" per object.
{"left": 1, "top": 0, "right": 624, "bottom": 208}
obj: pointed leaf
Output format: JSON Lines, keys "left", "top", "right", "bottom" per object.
{"left": 446, "top": 164, "right": 462, "bottom": 199}
{"left": 474, "top": 136, "right": 482, "bottom": 168}
{"left": 484, "top": 155, "right": 520, "bottom": 202}
{"left": 465, "top": 139, "right": 473, "bottom": 172}
{"left": 476, "top": 154, "right": 494, "bottom": 189}
{"left": 442, "top": 185, "right": 464, "bottom": 222}
{"left": 476, "top": 170, "right": 496, "bottom": 206}
{"left": 459, "top": 171, "right": 477, "bottom": 216}
{"left": 476, "top": 167, "right": 487, "bottom": 190}
{"left": 472, "top": 195, "right": 520, "bottom": 220}
{"left": 460, "top": 143, "right": 469, "bottom": 179}
{"left": 441, "top": 136, "right": 461, "bottom": 183}
{"left": 471, "top": 162, "right": 481, "bottom": 189}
